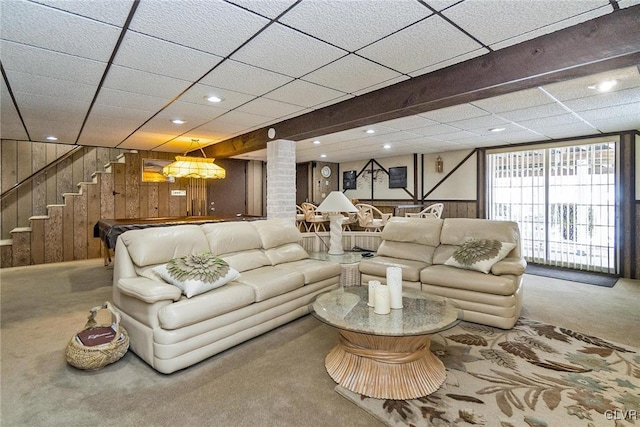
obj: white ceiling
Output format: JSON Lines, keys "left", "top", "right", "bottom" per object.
{"left": 1, "top": 0, "right": 639, "bottom": 164}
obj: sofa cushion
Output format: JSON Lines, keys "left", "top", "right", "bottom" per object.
{"left": 252, "top": 219, "right": 301, "bottom": 249}
{"left": 444, "top": 239, "right": 516, "bottom": 274}
{"left": 120, "top": 225, "right": 209, "bottom": 267}
{"left": 265, "top": 243, "right": 309, "bottom": 265}
{"left": 381, "top": 217, "right": 443, "bottom": 246}
{"left": 152, "top": 252, "right": 240, "bottom": 298}
{"left": 421, "top": 264, "right": 519, "bottom": 296}
{"left": 440, "top": 219, "right": 520, "bottom": 255}
{"left": 158, "top": 282, "right": 256, "bottom": 330}
{"left": 274, "top": 259, "right": 341, "bottom": 284}
{"left": 376, "top": 240, "right": 435, "bottom": 263}
{"left": 220, "top": 249, "right": 271, "bottom": 272}
{"left": 233, "top": 266, "right": 305, "bottom": 302}
{"left": 202, "top": 222, "right": 262, "bottom": 255}
{"left": 359, "top": 256, "right": 429, "bottom": 282}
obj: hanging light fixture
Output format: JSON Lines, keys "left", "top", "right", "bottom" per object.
{"left": 163, "top": 139, "right": 226, "bottom": 179}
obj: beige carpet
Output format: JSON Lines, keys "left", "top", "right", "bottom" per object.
{"left": 335, "top": 318, "right": 640, "bottom": 426}
{"left": 1, "top": 259, "right": 639, "bottom": 427}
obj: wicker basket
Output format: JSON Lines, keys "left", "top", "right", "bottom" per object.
{"left": 65, "top": 302, "right": 129, "bottom": 370}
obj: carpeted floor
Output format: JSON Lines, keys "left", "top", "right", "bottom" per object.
{"left": 1, "top": 259, "right": 639, "bottom": 427}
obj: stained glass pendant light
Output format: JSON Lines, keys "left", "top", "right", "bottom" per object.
{"left": 162, "top": 140, "right": 226, "bottom": 179}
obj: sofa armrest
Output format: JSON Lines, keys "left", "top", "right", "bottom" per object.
{"left": 117, "top": 277, "right": 181, "bottom": 304}
{"left": 490, "top": 257, "right": 527, "bottom": 276}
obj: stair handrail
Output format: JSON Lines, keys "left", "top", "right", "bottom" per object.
{"left": 0, "top": 145, "right": 85, "bottom": 202}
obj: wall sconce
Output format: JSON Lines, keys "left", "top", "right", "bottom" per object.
{"left": 435, "top": 156, "right": 443, "bottom": 173}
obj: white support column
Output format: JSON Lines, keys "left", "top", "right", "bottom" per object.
{"left": 266, "top": 139, "right": 296, "bottom": 221}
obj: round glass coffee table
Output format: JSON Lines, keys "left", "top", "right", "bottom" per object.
{"left": 312, "top": 287, "right": 461, "bottom": 400}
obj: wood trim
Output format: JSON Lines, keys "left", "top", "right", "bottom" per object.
{"left": 206, "top": 6, "right": 640, "bottom": 158}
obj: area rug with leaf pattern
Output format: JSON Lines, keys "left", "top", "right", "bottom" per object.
{"left": 335, "top": 318, "right": 639, "bottom": 427}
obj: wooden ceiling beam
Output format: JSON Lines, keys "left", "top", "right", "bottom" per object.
{"left": 206, "top": 5, "right": 640, "bottom": 158}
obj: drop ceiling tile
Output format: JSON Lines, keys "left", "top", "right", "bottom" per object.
{"left": 357, "top": 15, "right": 482, "bottom": 74}
{"left": 119, "top": 132, "right": 179, "bottom": 151}
{"left": 8, "top": 72, "right": 94, "bottom": 106}
{"left": 408, "top": 48, "right": 489, "bottom": 78}
{"left": 1, "top": 79, "right": 28, "bottom": 140}
{"left": 22, "top": 116, "right": 82, "bottom": 143}
{"left": 114, "top": 32, "right": 223, "bottom": 81}
{"left": 1, "top": 41, "right": 106, "bottom": 86}
{"left": 578, "top": 102, "right": 640, "bottom": 122}
{"left": 279, "top": 0, "right": 431, "bottom": 51}
{"left": 410, "top": 124, "right": 461, "bottom": 137}
{"left": 438, "top": 130, "right": 481, "bottom": 142}
{"left": 618, "top": 0, "right": 640, "bottom": 7}
{"left": 231, "top": 23, "right": 346, "bottom": 78}
{"left": 178, "top": 83, "right": 256, "bottom": 111}
{"left": 422, "top": 0, "right": 461, "bottom": 11}
{"left": 591, "top": 115, "right": 640, "bottom": 132}
{"left": 302, "top": 54, "right": 403, "bottom": 94}
{"left": 130, "top": 0, "right": 269, "bottom": 57}
{"left": 309, "top": 94, "right": 354, "bottom": 110}
{"left": 103, "top": 65, "right": 192, "bottom": 98}
{"left": 227, "top": 0, "right": 297, "bottom": 19}
{"left": 351, "top": 75, "right": 410, "bottom": 96}
{"left": 518, "top": 114, "right": 582, "bottom": 132}
{"left": 210, "top": 110, "right": 273, "bottom": 128}
{"left": 497, "top": 103, "right": 569, "bottom": 122}
{"left": 158, "top": 101, "right": 228, "bottom": 126}
{"left": 94, "top": 88, "right": 168, "bottom": 113}
{"left": 538, "top": 122, "right": 598, "bottom": 139}
{"left": 471, "top": 88, "right": 554, "bottom": 114}
{"left": 1, "top": 0, "right": 121, "bottom": 61}
{"left": 442, "top": 0, "right": 610, "bottom": 47}
{"left": 490, "top": 6, "right": 612, "bottom": 51}
{"left": 265, "top": 80, "right": 346, "bottom": 108}
{"left": 542, "top": 67, "right": 640, "bottom": 101}
{"left": 86, "top": 103, "right": 155, "bottom": 123}
{"left": 195, "top": 119, "right": 250, "bottom": 136}
{"left": 199, "top": 60, "right": 293, "bottom": 96}
{"left": 235, "top": 98, "right": 305, "bottom": 119}
{"left": 563, "top": 88, "right": 640, "bottom": 112}
{"left": 449, "top": 114, "right": 510, "bottom": 131}
{"left": 419, "top": 103, "right": 490, "bottom": 123}
{"left": 32, "top": 0, "right": 134, "bottom": 25}
{"left": 382, "top": 115, "right": 440, "bottom": 131}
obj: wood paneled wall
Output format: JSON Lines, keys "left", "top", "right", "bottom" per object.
{"left": 0, "top": 141, "right": 196, "bottom": 267}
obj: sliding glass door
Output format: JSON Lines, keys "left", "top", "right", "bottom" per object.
{"left": 487, "top": 140, "right": 617, "bottom": 273}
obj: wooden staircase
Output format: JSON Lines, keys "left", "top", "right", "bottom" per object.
{"left": 0, "top": 154, "right": 129, "bottom": 268}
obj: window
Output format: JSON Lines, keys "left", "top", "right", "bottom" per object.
{"left": 487, "top": 140, "right": 616, "bottom": 273}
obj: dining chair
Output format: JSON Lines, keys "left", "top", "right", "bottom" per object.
{"left": 355, "top": 203, "right": 392, "bottom": 232}
{"left": 301, "top": 202, "right": 329, "bottom": 232}
{"left": 405, "top": 203, "right": 444, "bottom": 219}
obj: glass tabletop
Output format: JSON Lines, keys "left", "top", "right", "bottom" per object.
{"left": 311, "top": 287, "right": 461, "bottom": 337}
{"left": 308, "top": 251, "right": 363, "bottom": 264}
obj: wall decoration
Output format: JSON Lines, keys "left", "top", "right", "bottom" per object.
{"left": 388, "top": 166, "right": 407, "bottom": 188}
{"left": 142, "top": 158, "right": 174, "bottom": 182}
{"left": 343, "top": 170, "right": 356, "bottom": 189}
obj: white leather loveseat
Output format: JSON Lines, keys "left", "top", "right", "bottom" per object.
{"left": 359, "top": 217, "right": 526, "bottom": 329}
{"left": 112, "top": 219, "right": 341, "bottom": 374}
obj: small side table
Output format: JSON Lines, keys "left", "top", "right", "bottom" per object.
{"left": 308, "top": 251, "right": 363, "bottom": 287}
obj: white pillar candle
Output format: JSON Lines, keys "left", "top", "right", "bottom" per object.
{"left": 374, "top": 284, "right": 391, "bottom": 315}
{"left": 386, "top": 266, "right": 403, "bottom": 309}
{"left": 367, "top": 280, "right": 379, "bottom": 307}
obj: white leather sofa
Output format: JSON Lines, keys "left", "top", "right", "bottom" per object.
{"left": 112, "top": 219, "right": 341, "bottom": 374}
{"left": 359, "top": 217, "right": 526, "bottom": 329}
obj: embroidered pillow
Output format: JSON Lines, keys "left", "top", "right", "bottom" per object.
{"left": 153, "top": 252, "right": 239, "bottom": 298}
{"left": 444, "top": 239, "right": 516, "bottom": 274}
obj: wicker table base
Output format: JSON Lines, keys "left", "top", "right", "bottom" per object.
{"left": 325, "top": 330, "right": 446, "bottom": 400}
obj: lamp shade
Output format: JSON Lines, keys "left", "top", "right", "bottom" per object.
{"left": 162, "top": 156, "right": 226, "bottom": 179}
{"left": 316, "top": 191, "right": 358, "bottom": 213}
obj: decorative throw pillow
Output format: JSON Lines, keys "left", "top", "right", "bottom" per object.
{"left": 153, "top": 252, "right": 239, "bottom": 298}
{"left": 444, "top": 239, "right": 516, "bottom": 274}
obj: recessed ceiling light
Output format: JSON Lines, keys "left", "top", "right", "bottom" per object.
{"left": 320, "top": 154, "right": 327, "bottom": 158}
{"left": 383, "top": 144, "right": 391, "bottom": 149}
{"left": 205, "top": 95, "right": 224, "bottom": 103}
{"left": 490, "top": 127, "right": 505, "bottom": 132}
{"left": 365, "top": 129, "right": 375, "bottom": 134}
{"left": 588, "top": 79, "right": 617, "bottom": 92}
{"left": 171, "top": 119, "right": 186, "bottom": 124}
{"left": 46, "top": 136, "right": 58, "bottom": 141}
{"left": 313, "top": 140, "right": 321, "bottom": 145}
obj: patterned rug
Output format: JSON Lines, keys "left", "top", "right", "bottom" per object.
{"left": 335, "top": 319, "right": 639, "bottom": 426}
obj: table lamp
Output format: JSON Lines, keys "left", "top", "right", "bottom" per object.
{"left": 316, "top": 191, "right": 359, "bottom": 255}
